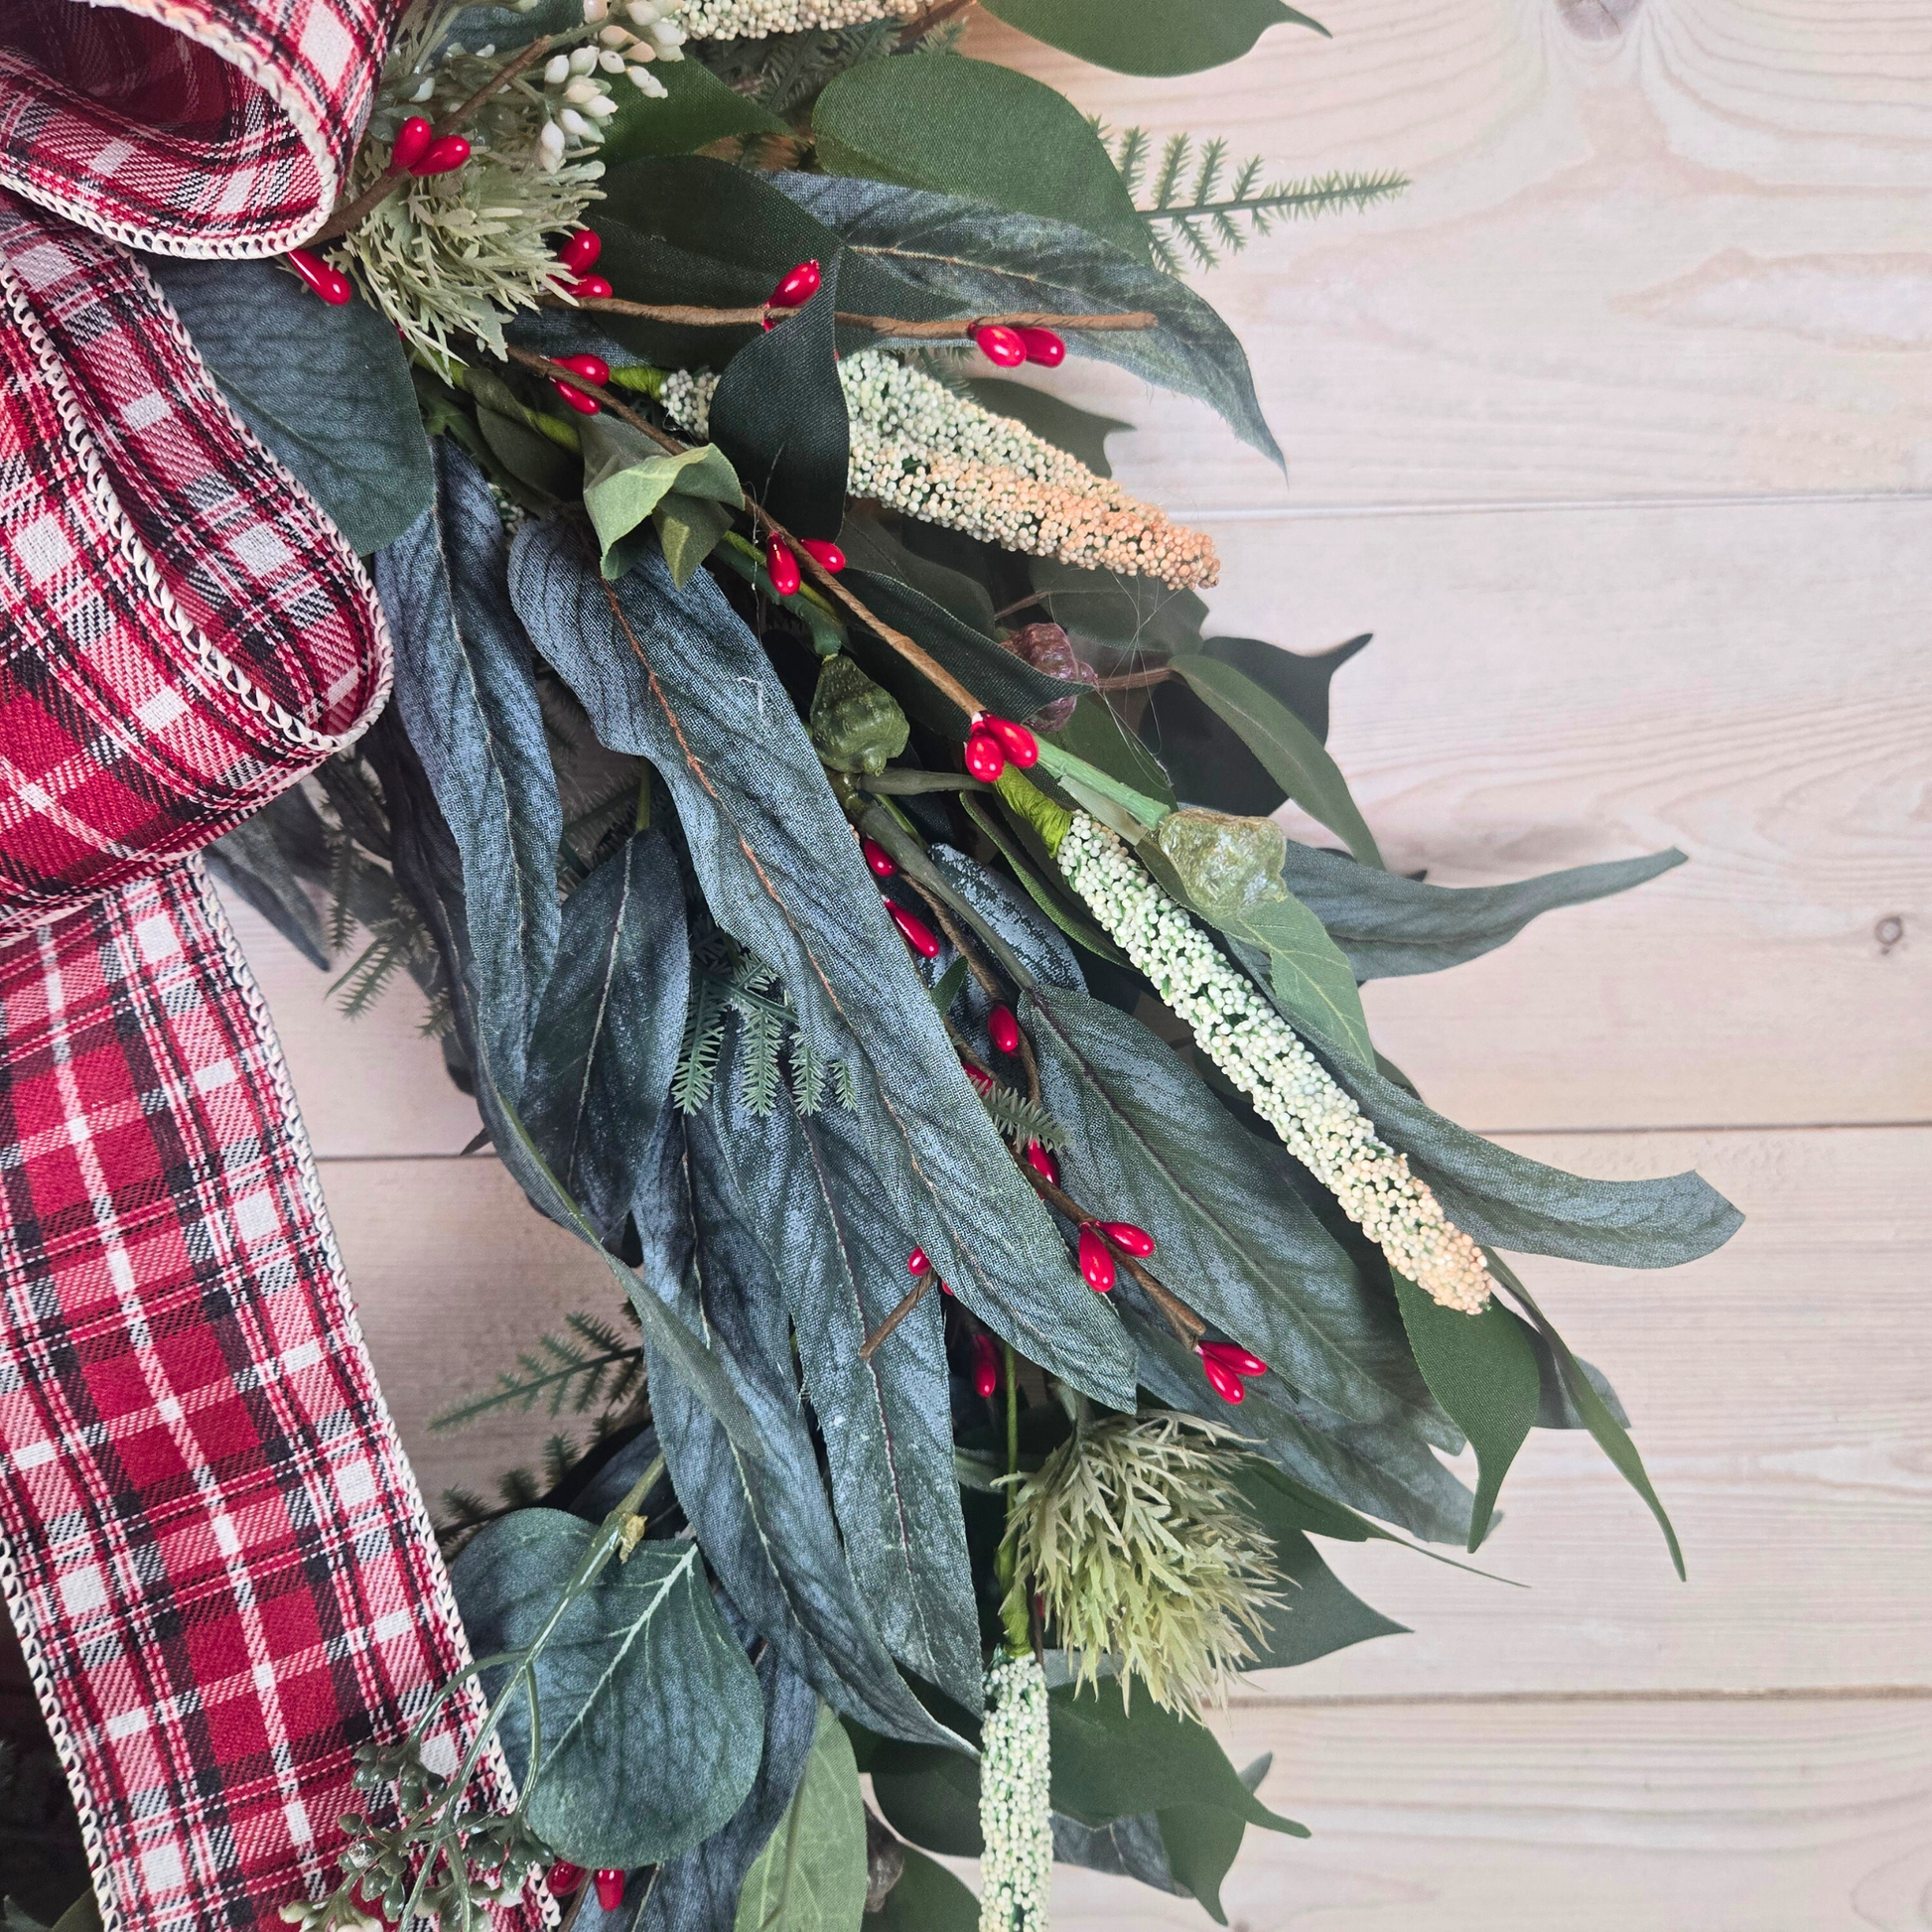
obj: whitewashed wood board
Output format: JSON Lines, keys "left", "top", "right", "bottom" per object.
{"left": 319, "top": 1122, "right": 1932, "bottom": 1699}
{"left": 1002, "top": 1695, "right": 1932, "bottom": 1930}
{"left": 972, "top": 0, "right": 1932, "bottom": 512}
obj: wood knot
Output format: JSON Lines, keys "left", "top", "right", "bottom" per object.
{"left": 1556, "top": 0, "right": 1644, "bottom": 39}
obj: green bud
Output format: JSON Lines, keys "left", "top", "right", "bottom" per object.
{"left": 1154, "top": 806, "right": 1288, "bottom": 923}
{"left": 808, "top": 654, "right": 910, "bottom": 775}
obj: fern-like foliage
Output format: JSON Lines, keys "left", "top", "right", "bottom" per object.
{"left": 430, "top": 1310, "right": 644, "bottom": 1430}
{"left": 979, "top": 1082, "right": 1070, "bottom": 1156}
{"left": 673, "top": 931, "right": 855, "bottom": 1119}
{"left": 1101, "top": 123, "right": 1408, "bottom": 274}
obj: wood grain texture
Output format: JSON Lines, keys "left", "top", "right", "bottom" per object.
{"left": 968, "top": 0, "right": 1932, "bottom": 510}
{"left": 1026, "top": 1697, "right": 1932, "bottom": 1930}
{"left": 323, "top": 1125, "right": 1932, "bottom": 1697}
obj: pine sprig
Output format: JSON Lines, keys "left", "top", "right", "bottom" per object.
{"left": 673, "top": 935, "right": 855, "bottom": 1119}
{"left": 430, "top": 1311, "right": 644, "bottom": 1430}
{"left": 1099, "top": 122, "right": 1408, "bottom": 273}
{"left": 979, "top": 1082, "right": 1069, "bottom": 1156}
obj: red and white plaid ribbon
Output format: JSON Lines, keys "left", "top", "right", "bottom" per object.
{"left": 0, "top": 10, "right": 538, "bottom": 1932}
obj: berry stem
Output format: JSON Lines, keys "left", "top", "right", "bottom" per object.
{"left": 551, "top": 295, "right": 1160, "bottom": 338}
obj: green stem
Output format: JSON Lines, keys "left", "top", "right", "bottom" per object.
{"left": 1031, "top": 741, "right": 1169, "bottom": 830}
{"left": 996, "top": 1345, "right": 1031, "bottom": 1656}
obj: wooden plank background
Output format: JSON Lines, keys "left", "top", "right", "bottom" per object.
{"left": 223, "top": 1, "right": 1932, "bottom": 1923}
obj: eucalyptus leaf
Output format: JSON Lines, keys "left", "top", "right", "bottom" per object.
{"left": 1391, "top": 1275, "right": 1541, "bottom": 1551}
{"left": 709, "top": 257, "right": 848, "bottom": 540}
{"left": 813, "top": 56, "right": 1147, "bottom": 259}
{"left": 581, "top": 416, "right": 743, "bottom": 583}
{"left": 373, "top": 443, "right": 563, "bottom": 1096}
{"left": 1277, "top": 840, "right": 1689, "bottom": 980}
{"left": 451, "top": 1509, "right": 763, "bottom": 1868}
{"left": 732, "top": 1707, "right": 869, "bottom": 1932}
{"left": 984, "top": 0, "right": 1326, "bottom": 73}
{"left": 146, "top": 253, "right": 433, "bottom": 553}
{"left": 773, "top": 174, "right": 1283, "bottom": 467}
{"left": 509, "top": 522, "right": 1135, "bottom": 1404}
{"left": 637, "top": 1101, "right": 970, "bottom": 1750}
{"left": 1170, "top": 653, "right": 1381, "bottom": 866}
{"left": 697, "top": 1071, "right": 983, "bottom": 1712}
{"left": 522, "top": 831, "right": 688, "bottom": 1243}
{"left": 639, "top": 1641, "right": 821, "bottom": 1932}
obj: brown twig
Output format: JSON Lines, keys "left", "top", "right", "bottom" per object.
{"left": 558, "top": 295, "right": 1160, "bottom": 339}
{"left": 858, "top": 1277, "right": 932, "bottom": 1361}
{"left": 508, "top": 346, "right": 988, "bottom": 716}
{"left": 309, "top": 36, "right": 553, "bottom": 244}
{"left": 1022, "top": 1166, "right": 1206, "bottom": 1347}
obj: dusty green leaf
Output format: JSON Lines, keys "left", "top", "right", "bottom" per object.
{"left": 580, "top": 415, "right": 742, "bottom": 582}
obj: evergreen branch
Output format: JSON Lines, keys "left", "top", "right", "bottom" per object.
{"left": 979, "top": 1082, "right": 1069, "bottom": 1155}
{"left": 430, "top": 1311, "right": 644, "bottom": 1429}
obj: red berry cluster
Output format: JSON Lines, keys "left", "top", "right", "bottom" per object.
{"left": 763, "top": 533, "right": 845, "bottom": 595}
{"left": 971, "top": 324, "right": 1066, "bottom": 368}
{"left": 556, "top": 226, "right": 611, "bottom": 299}
{"left": 963, "top": 713, "right": 1038, "bottom": 785}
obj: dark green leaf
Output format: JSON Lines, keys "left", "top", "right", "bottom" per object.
{"left": 147, "top": 254, "right": 433, "bottom": 553}
{"left": 476, "top": 401, "right": 580, "bottom": 503}
{"left": 640, "top": 1643, "right": 822, "bottom": 1932}
{"left": 1048, "top": 1688, "right": 1306, "bottom": 1834}
{"left": 1154, "top": 1806, "right": 1245, "bottom": 1923}
{"left": 984, "top": 0, "right": 1326, "bottom": 74}
{"left": 839, "top": 517, "right": 998, "bottom": 634}
{"left": 451, "top": 1509, "right": 763, "bottom": 1867}
{"left": 773, "top": 174, "right": 1283, "bottom": 467}
{"left": 1245, "top": 1528, "right": 1407, "bottom": 1669}
{"left": 1143, "top": 632, "right": 1369, "bottom": 815}
{"left": 639, "top": 1105, "right": 969, "bottom": 1748}
{"left": 580, "top": 415, "right": 743, "bottom": 582}
{"left": 206, "top": 790, "right": 332, "bottom": 969}
{"left": 1391, "top": 1275, "right": 1541, "bottom": 1551}
{"left": 868, "top": 1738, "right": 984, "bottom": 1857}
{"left": 1026, "top": 983, "right": 1442, "bottom": 1436}
{"left": 1494, "top": 1255, "right": 1685, "bottom": 1578}
{"left": 522, "top": 831, "right": 688, "bottom": 1243}
{"left": 1279, "top": 840, "right": 1689, "bottom": 981}
{"left": 510, "top": 523, "right": 1135, "bottom": 1403}
{"left": 732, "top": 1706, "right": 869, "bottom": 1932}
{"left": 1170, "top": 654, "right": 1381, "bottom": 866}
{"left": 813, "top": 56, "right": 1148, "bottom": 259}
{"left": 710, "top": 256, "right": 848, "bottom": 541}
{"left": 1052, "top": 1809, "right": 1187, "bottom": 1902}
{"left": 697, "top": 1073, "right": 983, "bottom": 1712}
{"left": 963, "top": 379, "right": 1131, "bottom": 478}
{"left": 373, "top": 443, "right": 563, "bottom": 1095}
{"left": 868, "top": 1846, "right": 979, "bottom": 1930}
{"left": 602, "top": 55, "right": 788, "bottom": 163}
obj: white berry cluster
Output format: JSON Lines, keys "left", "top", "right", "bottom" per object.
{"left": 661, "top": 350, "right": 1219, "bottom": 589}
{"left": 978, "top": 1652, "right": 1051, "bottom": 1932}
{"left": 674, "top": 0, "right": 920, "bottom": 38}
{"left": 1057, "top": 814, "right": 1494, "bottom": 1313}
{"left": 523, "top": 0, "right": 686, "bottom": 152}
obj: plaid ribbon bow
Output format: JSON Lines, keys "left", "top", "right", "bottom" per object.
{"left": 0, "top": 9, "right": 538, "bottom": 1931}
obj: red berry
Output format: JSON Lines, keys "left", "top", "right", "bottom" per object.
{"left": 907, "top": 1246, "right": 930, "bottom": 1277}
{"left": 799, "top": 538, "right": 845, "bottom": 574}
{"left": 768, "top": 258, "right": 821, "bottom": 308}
{"left": 764, "top": 535, "right": 801, "bottom": 597}
{"left": 972, "top": 1332, "right": 1000, "bottom": 1399}
{"left": 1201, "top": 1340, "right": 1269, "bottom": 1379}
{"left": 1018, "top": 327, "right": 1066, "bottom": 367}
{"left": 1098, "top": 1220, "right": 1156, "bottom": 1258}
{"left": 287, "top": 248, "right": 351, "bottom": 305}
{"left": 961, "top": 1058, "right": 993, "bottom": 1094}
{"left": 887, "top": 901, "right": 941, "bottom": 959}
{"left": 1076, "top": 1224, "right": 1117, "bottom": 1293}
{"left": 1200, "top": 1353, "right": 1246, "bottom": 1404}
{"left": 412, "top": 133, "right": 471, "bottom": 176}
{"left": 980, "top": 715, "right": 1039, "bottom": 768}
{"left": 545, "top": 1863, "right": 583, "bottom": 1897}
{"left": 1024, "top": 1141, "right": 1059, "bottom": 1187}
{"left": 940, "top": 1279, "right": 953, "bottom": 1296}
{"left": 594, "top": 1871, "right": 625, "bottom": 1911}
{"left": 963, "top": 730, "right": 1006, "bottom": 783}
{"left": 558, "top": 227, "right": 603, "bottom": 272}
{"left": 390, "top": 116, "right": 433, "bottom": 173}
{"left": 862, "top": 836, "right": 897, "bottom": 879}
{"left": 551, "top": 379, "right": 600, "bottom": 415}
{"left": 987, "top": 1004, "right": 1021, "bottom": 1055}
{"left": 557, "top": 351, "right": 611, "bottom": 385}
{"left": 568, "top": 273, "right": 613, "bottom": 300}
{"left": 973, "top": 323, "right": 1027, "bottom": 368}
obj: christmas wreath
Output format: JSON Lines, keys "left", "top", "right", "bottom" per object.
{"left": 0, "top": 5, "right": 1741, "bottom": 1932}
